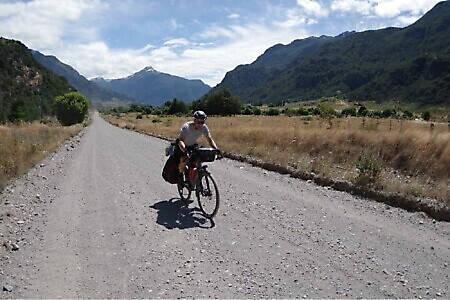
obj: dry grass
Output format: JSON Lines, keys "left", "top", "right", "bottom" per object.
{"left": 0, "top": 122, "right": 84, "bottom": 190}
{"left": 105, "top": 113, "right": 450, "bottom": 204}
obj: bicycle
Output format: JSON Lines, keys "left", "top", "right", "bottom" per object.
{"left": 177, "top": 147, "right": 221, "bottom": 218}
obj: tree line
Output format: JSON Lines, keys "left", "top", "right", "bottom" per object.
{"left": 102, "top": 88, "right": 445, "bottom": 122}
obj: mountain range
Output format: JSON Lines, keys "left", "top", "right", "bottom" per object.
{"left": 31, "top": 50, "right": 134, "bottom": 107}
{"left": 32, "top": 52, "right": 211, "bottom": 107}
{"left": 214, "top": 1, "right": 450, "bottom": 106}
{"left": 2, "top": 0, "right": 449, "bottom": 118}
{"left": 91, "top": 67, "right": 211, "bottom": 106}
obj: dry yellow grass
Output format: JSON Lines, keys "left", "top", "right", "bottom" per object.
{"left": 0, "top": 122, "right": 84, "bottom": 189}
{"left": 105, "top": 113, "right": 450, "bottom": 203}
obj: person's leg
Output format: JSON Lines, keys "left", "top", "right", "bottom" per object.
{"left": 179, "top": 156, "right": 187, "bottom": 173}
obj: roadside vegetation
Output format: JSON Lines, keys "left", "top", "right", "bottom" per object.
{"left": 101, "top": 90, "right": 450, "bottom": 204}
{"left": 0, "top": 92, "right": 90, "bottom": 191}
{"left": 0, "top": 120, "right": 86, "bottom": 191}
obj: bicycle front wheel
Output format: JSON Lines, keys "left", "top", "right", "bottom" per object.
{"left": 196, "top": 172, "right": 219, "bottom": 218}
{"left": 178, "top": 181, "right": 192, "bottom": 201}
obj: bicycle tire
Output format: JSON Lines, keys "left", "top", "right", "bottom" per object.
{"left": 196, "top": 171, "right": 220, "bottom": 218}
{"left": 178, "top": 181, "right": 192, "bottom": 201}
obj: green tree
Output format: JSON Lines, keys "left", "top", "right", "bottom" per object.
{"left": 54, "top": 92, "right": 89, "bottom": 126}
{"left": 382, "top": 108, "right": 396, "bottom": 118}
{"left": 192, "top": 88, "right": 242, "bottom": 116}
{"left": 357, "top": 106, "right": 369, "bottom": 117}
{"left": 422, "top": 111, "right": 431, "bottom": 121}
{"left": 167, "top": 98, "right": 189, "bottom": 115}
{"left": 241, "top": 104, "right": 254, "bottom": 115}
{"left": 402, "top": 110, "right": 414, "bottom": 119}
{"left": 9, "top": 100, "right": 27, "bottom": 121}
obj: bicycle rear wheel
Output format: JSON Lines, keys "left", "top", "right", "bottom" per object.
{"left": 196, "top": 171, "right": 219, "bottom": 218}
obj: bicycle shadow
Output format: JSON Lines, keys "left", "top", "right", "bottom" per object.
{"left": 150, "top": 198, "right": 215, "bottom": 229}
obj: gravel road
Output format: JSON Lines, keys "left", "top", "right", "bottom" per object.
{"left": 1, "top": 112, "right": 449, "bottom": 298}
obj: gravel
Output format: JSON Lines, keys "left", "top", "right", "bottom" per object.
{"left": 1, "top": 112, "right": 449, "bottom": 298}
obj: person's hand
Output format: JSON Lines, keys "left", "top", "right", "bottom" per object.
{"left": 215, "top": 148, "right": 223, "bottom": 159}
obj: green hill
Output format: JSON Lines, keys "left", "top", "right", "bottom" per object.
{"left": 215, "top": 1, "right": 450, "bottom": 106}
{"left": 0, "top": 38, "right": 73, "bottom": 123}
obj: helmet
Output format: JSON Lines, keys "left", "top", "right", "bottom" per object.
{"left": 193, "top": 110, "right": 207, "bottom": 121}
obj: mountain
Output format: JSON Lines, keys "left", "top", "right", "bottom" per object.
{"left": 91, "top": 67, "right": 211, "bottom": 106}
{"left": 31, "top": 51, "right": 133, "bottom": 107}
{"left": 215, "top": 1, "right": 450, "bottom": 106}
{"left": 0, "top": 38, "right": 73, "bottom": 123}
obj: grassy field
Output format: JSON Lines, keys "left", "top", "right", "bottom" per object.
{"left": 0, "top": 121, "right": 85, "bottom": 190}
{"left": 104, "top": 113, "right": 449, "bottom": 204}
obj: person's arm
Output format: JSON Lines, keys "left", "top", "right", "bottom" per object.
{"left": 206, "top": 136, "right": 218, "bottom": 150}
{"left": 178, "top": 137, "right": 187, "bottom": 153}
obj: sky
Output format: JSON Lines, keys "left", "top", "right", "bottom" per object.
{"left": 0, "top": 0, "right": 444, "bottom": 87}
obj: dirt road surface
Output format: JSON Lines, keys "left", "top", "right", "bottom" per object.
{"left": 1, "top": 112, "right": 449, "bottom": 298}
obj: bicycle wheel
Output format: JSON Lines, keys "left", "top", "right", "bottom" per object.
{"left": 196, "top": 171, "right": 219, "bottom": 218}
{"left": 178, "top": 175, "right": 192, "bottom": 201}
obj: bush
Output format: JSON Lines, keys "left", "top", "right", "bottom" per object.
{"left": 356, "top": 155, "right": 381, "bottom": 186}
{"left": 341, "top": 107, "right": 357, "bottom": 117}
{"left": 296, "top": 108, "right": 310, "bottom": 116}
{"left": 266, "top": 107, "right": 280, "bottom": 116}
{"left": 241, "top": 105, "right": 254, "bottom": 115}
{"left": 253, "top": 107, "right": 262, "bottom": 115}
{"left": 422, "top": 111, "right": 431, "bottom": 121}
{"left": 54, "top": 92, "right": 89, "bottom": 126}
{"left": 402, "top": 110, "right": 414, "bottom": 119}
{"left": 382, "top": 108, "right": 396, "bottom": 118}
{"left": 282, "top": 107, "right": 295, "bottom": 117}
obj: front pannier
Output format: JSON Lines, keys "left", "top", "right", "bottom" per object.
{"left": 196, "top": 148, "right": 217, "bottom": 162}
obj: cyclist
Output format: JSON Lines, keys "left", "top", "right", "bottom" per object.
{"left": 174, "top": 110, "right": 220, "bottom": 183}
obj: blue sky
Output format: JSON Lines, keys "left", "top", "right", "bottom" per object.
{"left": 0, "top": 0, "right": 444, "bottom": 86}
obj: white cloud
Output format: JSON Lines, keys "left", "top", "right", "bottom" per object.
{"left": 228, "top": 13, "right": 240, "bottom": 19}
{"left": 276, "top": 8, "right": 308, "bottom": 28}
{"left": 373, "top": 0, "right": 438, "bottom": 18}
{"left": 331, "top": 0, "right": 374, "bottom": 15}
{"left": 56, "top": 42, "right": 152, "bottom": 80}
{"left": 0, "top": 0, "right": 441, "bottom": 88}
{"left": 164, "top": 38, "right": 190, "bottom": 47}
{"left": 331, "top": 0, "right": 440, "bottom": 19}
{"left": 296, "top": 0, "right": 328, "bottom": 17}
{"left": 0, "top": 0, "right": 101, "bottom": 49}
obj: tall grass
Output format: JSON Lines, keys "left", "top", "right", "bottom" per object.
{"left": 105, "top": 113, "right": 450, "bottom": 203}
{"left": 0, "top": 122, "right": 84, "bottom": 190}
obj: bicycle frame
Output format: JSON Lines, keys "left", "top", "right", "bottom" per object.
{"left": 177, "top": 148, "right": 220, "bottom": 218}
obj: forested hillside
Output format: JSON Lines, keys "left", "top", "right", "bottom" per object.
{"left": 216, "top": 1, "right": 450, "bottom": 106}
{"left": 0, "top": 38, "right": 73, "bottom": 123}
{"left": 32, "top": 50, "right": 132, "bottom": 106}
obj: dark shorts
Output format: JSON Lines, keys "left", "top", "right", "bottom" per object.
{"left": 173, "top": 139, "right": 197, "bottom": 162}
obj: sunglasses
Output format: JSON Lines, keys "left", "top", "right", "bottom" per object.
{"left": 195, "top": 120, "right": 205, "bottom": 124}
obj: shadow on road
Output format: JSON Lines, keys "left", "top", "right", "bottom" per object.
{"left": 150, "top": 198, "right": 214, "bottom": 229}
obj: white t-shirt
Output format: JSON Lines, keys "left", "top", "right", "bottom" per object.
{"left": 179, "top": 121, "right": 210, "bottom": 146}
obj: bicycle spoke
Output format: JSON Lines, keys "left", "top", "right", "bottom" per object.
{"left": 196, "top": 172, "right": 219, "bottom": 218}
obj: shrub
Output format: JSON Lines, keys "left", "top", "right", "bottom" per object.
{"left": 253, "top": 107, "right": 262, "bottom": 115}
{"left": 341, "top": 107, "right": 357, "bottom": 117}
{"left": 54, "top": 92, "right": 89, "bottom": 126}
{"left": 422, "top": 111, "right": 431, "bottom": 121}
{"left": 241, "top": 105, "right": 254, "bottom": 115}
{"left": 266, "top": 107, "right": 280, "bottom": 116}
{"left": 356, "top": 154, "right": 381, "bottom": 186}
